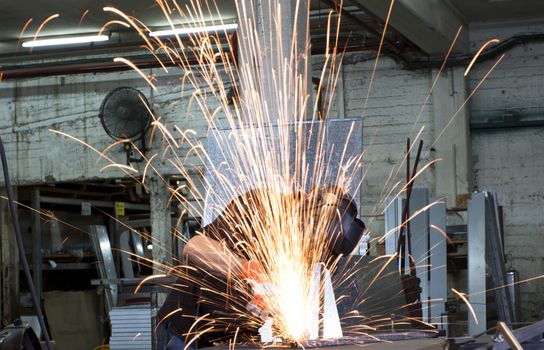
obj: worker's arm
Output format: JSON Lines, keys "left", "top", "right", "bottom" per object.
{"left": 184, "top": 235, "right": 272, "bottom": 320}
{"left": 183, "top": 235, "right": 245, "bottom": 276}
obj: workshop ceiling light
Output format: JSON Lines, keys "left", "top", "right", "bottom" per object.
{"left": 149, "top": 23, "right": 238, "bottom": 37}
{"left": 22, "top": 35, "right": 109, "bottom": 48}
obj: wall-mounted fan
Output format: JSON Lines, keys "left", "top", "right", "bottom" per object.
{"left": 99, "top": 87, "right": 152, "bottom": 162}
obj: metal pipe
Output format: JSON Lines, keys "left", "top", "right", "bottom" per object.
{"left": 404, "top": 33, "right": 544, "bottom": 70}
{"left": 2, "top": 32, "right": 544, "bottom": 80}
{"left": 1, "top": 57, "right": 178, "bottom": 80}
{"left": 471, "top": 119, "right": 544, "bottom": 130}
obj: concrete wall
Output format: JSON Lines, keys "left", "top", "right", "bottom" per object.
{"left": 334, "top": 54, "right": 436, "bottom": 238}
{"left": 0, "top": 67, "right": 215, "bottom": 185}
{"left": 0, "top": 53, "right": 439, "bottom": 229}
{"left": 470, "top": 21, "right": 544, "bottom": 320}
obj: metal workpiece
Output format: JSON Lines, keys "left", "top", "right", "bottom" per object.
{"left": 484, "top": 193, "right": 514, "bottom": 326}
{"left": 471, "top": 319, "right": 544, "bottom": 350}
{"left": 468, "top": 192, "right": 515, "bottom": 336}
{"left": 89, "top": 225, "right": 119, "bottom": 313}
{"left": 468, "top": 193, "right": 487, "bottom": 336}
{"left": 505, "top": 270, "right": 521, "bottom": 323}
{"left": 384, "top": 195, "right": 403, "bottom": 260}
{"left": 409, "top": 188, "right": 430, "bottom": 322}
{"left": 203, "top": 332, "right": 441, "bottom": 350}
{"left": 429, "top": 198, "right": 447, "bottom": 331}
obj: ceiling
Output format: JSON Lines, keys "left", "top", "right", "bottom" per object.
{"left": 0, "top": 0, "right": 419, "bottom": 64}
{"left": 0, "top": 0, "right": 543, "bottom": 63}
{"left": 448, "top": 0, "right": 544, "bottom": 23}
{"left": 0, "top": 0, "right": 237, "bottom": 41}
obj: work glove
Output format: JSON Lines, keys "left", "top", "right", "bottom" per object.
{"left": 241, "top": 260, "right": 275, "bottom": 320}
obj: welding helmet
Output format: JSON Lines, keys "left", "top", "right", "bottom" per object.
{"left": 311, "top": 185, "right": 366, "bottom": 257}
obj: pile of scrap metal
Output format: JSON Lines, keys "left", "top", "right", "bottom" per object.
{"left": 0, "top": 321, "right": 43, "bottom": 350}
{"left": 446, "top": 320, "right": 544, "bottom": 350}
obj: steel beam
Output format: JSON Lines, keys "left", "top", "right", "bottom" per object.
{"left": 468, "top": 192, "right": 487, "bottom": 336}
{"left": 409, "top": 188, "right": 430, "bottom": 322}
{"left": 352, "top": 0, "right": 469, "bottom": 55}
{"left": 429, "top": 197, "right": 447, "bottom": 331}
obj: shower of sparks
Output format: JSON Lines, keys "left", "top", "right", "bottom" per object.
{"left": 34, "top": 0, "right": 539, "bottom": 346}
{"left": 93, "top": 0, "right": 368, "bottom": 342}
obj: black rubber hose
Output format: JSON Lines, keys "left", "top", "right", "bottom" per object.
{"left": 0, "top": 136, "right": 54, "bottom": 350}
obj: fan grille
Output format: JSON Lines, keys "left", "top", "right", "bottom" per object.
{"left": 99, "top": 87, "right": 151, "bottom": 141}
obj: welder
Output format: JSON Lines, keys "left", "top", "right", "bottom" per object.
{"left": 157, "top": 186, "right": 365, "bottom": 349}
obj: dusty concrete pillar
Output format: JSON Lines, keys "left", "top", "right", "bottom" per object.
{"left": 0, "top": 188, "right": 19, "bottom": 321}
{"left": 149, "top": 176, "right": 172, "bottom": 273}
{"left": 237, "top": 0, "right": 312, "bottom": 120}
{"left": 431, "top": 67, "right": 471, "bottom": 207}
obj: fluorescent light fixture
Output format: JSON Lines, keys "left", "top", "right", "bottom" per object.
{"left": 22, "top": 35, "right": 109, "bottom": 48}
{"left": 149, "top": 23, "right": 238, "bottom": 37}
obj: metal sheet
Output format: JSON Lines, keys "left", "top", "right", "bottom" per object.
{"left": 110, "top": 305, "right": 152, "bottom": 350}
{"left": 429, "top": 198, "right": 447, "bottom": 331}
{"left": 119, "top": 230, "right": 134, "bottom": 279}
{"left": 322, "top": 267, "right": 343, "bottom": 339}
{"left": 202, "top": 118, "right": 363, "bottom": 225}
{"left": 409, "top": 188, "right": 430, "bottom": 322}
{"left": 485, "top": 193, "right": 513, "bottom": 325}
{"left": 384, "top": 196, "right": 403, "bottom": 258}
{"left": 468, "top": 193, "right": 486, "bottom": 336}
{"left": 89, "top": 225, "right": 118, "bottom": 312}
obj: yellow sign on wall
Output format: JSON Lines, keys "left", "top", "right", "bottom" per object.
{"left": 115, "top": 201, "right": 125, "bottom": 216}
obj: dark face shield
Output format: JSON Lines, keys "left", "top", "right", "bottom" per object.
{"left": 312, "top": 188, "right": 366, "bottom": 257}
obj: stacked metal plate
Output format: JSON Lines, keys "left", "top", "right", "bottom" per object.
{"left": 109, "top": 305, "right": 152, "bottom": 349}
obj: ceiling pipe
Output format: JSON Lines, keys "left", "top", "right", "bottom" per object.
{"left": 0, "top": 57, "right": 178, "bottom": 80}
{"left": 403, "top": 33, "right": 544, "bottom": 70}
{"left": 4, "top": 32, "right": 540, "bottom": 80}
{"left": 0, "top": 42, "right": 398, "bottom": 80}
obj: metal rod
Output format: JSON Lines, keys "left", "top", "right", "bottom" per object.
{"left": 31, "top": 188, "right": 42, "bottom": 301}
{"left": 407, "top": 140, "right": 424, "bottom": 277}
{"left": 398, "top": 138, "right": 410, "bottom": 273}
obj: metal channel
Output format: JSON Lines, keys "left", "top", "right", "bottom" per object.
{"left": 485, "top": 192, "right": 514, "bottom": 325}
{"left": 468, "top": 192, "right": 487, "bottom": 336}
{"left": 409, "top": 188, "right": 430, "bottom": 321}
{"left": 429, "top": 197, "right": 447, "bottom": 331}
{"left": 89, "top": 225, "right": 118, "bottom": 313}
